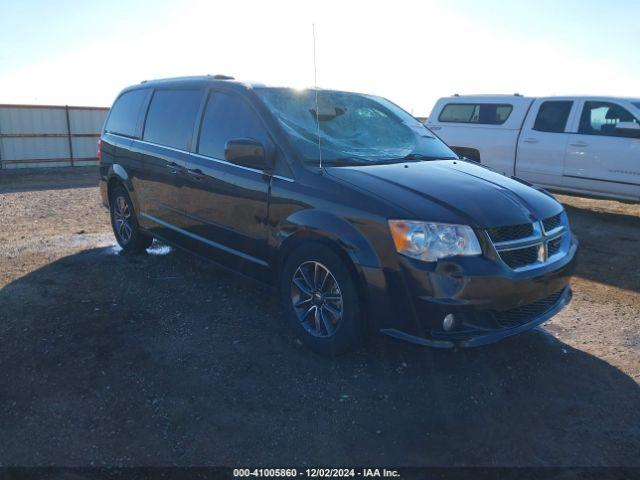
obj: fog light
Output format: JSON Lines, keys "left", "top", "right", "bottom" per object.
{"left": 443, "top": 314, "right": 455, "bottom": 331}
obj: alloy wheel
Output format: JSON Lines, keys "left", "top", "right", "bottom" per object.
{"left": 290, "top": 261, "right": 343, "bottom": 337}
{"left": 113, "top": 195, "right": 133, "bottom": 244}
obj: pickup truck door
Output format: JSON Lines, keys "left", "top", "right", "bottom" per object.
{"left": 564, "top": 100, "right": 640, "bottom": 200}
{"left": 515, "top": 99, "right": 577, "bottom": 188}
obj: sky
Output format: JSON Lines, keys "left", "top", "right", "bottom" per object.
{"left": 1, "top": 0, "right": 638, "bottom": 116}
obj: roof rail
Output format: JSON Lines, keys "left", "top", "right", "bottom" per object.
{"left": 139, "top": 74, "right": 236, "bottom": 84}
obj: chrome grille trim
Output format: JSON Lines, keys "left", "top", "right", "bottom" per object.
{"left": 543, "top": 225, "right": 564, "bottom": 237}
{"left": 486, "top": 213, "right": 569, "bottom": 271}
{"left": 493, "top": 226, "right": 563, "bottom": 251}
{"left": 492, "top": 221, "right": 544, "bottom": 249}
{"left": 542, "top": 214, "right": 562, "bottom": 233}
{"left": 486, "top": 223, "right": 534, "bottom": 243}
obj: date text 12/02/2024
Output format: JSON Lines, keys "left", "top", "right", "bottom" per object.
{"left": 233, "top": 469, "right": 400, "bottom": 477}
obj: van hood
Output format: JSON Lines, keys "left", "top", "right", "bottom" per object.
{"left": 325, "top": 160, "right": 562, "bottom": 227}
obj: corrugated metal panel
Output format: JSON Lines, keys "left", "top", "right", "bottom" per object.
{"left": 71, "top": 137, "right": 100, "bottom": 159}
{"left": 8, "top": 161, "right": 73, "bottom": 169}
{"left": 69, "top": 108, "right": 107, "bottom": 134}
{"left": 0, "top": 104, "right": 108, "bottom": 169}
{"left": 0, "top": 107, "right": 68, "bottom": 134}
{"left": 1, "top": 137, "right": 69, "bottom": 160}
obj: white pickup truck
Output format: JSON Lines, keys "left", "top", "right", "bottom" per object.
{"left": 427, "top": 95, "right": 640, "bottom": 202}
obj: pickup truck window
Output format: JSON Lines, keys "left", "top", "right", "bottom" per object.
{"left": 578, "top": 101, "right": 640, "bottom": 138}
{"left": 438, "top": 103, "right": 513, "bottom": 125}
{"left": 533, "top": 101, "right": 572, "bottom": 133}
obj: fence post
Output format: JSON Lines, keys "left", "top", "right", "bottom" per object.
{"left": 65, "top": 105, "right": 74, "bottom": 166}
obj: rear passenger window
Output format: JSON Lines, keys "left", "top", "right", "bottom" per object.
{"left": 198, "top": 92, "right": 270, "bottom": 160}
{"left": 439, "top": 103, "right": 512, "bottom": 125}
{"left": 533, "top": 101, "right": 573, "bottom": 133}
{"left": 105, "top": 89, "right": 149, "bottom": 137}
{"left": 143, "top": 89, "right": 202, "bottom": 150}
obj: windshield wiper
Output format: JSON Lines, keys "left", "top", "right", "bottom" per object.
{"left": 303, "top": 154, "right": 459, "bottom": 167}
{"left": 368, "top": 153, "right": 458, "bottom": 165}
{"left": 402, "top": 153, "right": 458, "bottom": 161}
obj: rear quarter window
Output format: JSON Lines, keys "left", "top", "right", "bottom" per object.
{"left": 105, "top": 89, "right": 150, "bottom": 137}
{"left": 438, "top": 103, "right": 513, "bottom": 125}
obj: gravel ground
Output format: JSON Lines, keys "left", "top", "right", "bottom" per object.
{"left": 0, "top": 167, "right": 638, "bottom": 467}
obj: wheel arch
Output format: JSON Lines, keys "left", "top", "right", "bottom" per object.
{"left": 274, "top": 209, "right": 382, "bottom": 271}
{"left": 106, "top": 164, "right": 141, "bottom": 214}
{"left": 277, "top": 230, "right": 362, "bottom": 281}
{"left": 277, "top": 230, "right": 374, "bottom": 330}
{"left": 274, "top": 210, "right": 384, "bottom": 330}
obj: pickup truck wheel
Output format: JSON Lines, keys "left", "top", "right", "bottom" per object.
{"left": 281, "top": 243, "right": 362, "bottom": 356}
{"left": 109, "top": 184, "right": 153, "bottom": 253}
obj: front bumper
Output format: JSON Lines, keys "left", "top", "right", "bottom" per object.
{"left": 381, "top": 286, "right": 572, "bottom": 348}
{"left": 364, "top": 234, "right": 578, "bottom": 348}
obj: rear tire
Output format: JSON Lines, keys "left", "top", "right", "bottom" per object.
{"left": 280, "top": 243, "right": 363, "bottom": 355}
{"left": 109, "top": 184, "right": 153, "bottom": 254}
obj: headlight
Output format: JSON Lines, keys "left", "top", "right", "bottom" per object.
{"left": 388, "top": 220, "right": 482, "bottom": 262}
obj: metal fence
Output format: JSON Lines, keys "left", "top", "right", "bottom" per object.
{"left": 0, "top": 104, "right": 109, "bottom": 169}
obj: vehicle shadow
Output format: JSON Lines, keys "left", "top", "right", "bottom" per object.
{"left": 0, "top": 245, "right": 638, "bottom": 467}
{"left": 563, "top": 202, "right": 640, "bottom": 231}
{"left": 562, "top": 202, "right": 640, "bottom": 292}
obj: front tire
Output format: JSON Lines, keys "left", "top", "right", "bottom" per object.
{"left": 109, "top": 184, "right": 153, "bottom": 254}
{"left": 280, "top": 243, "right": 363, "bottom": 355}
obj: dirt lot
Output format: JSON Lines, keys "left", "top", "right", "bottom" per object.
{"left": 0, "top": 167, "right": 638, "bottom": 467}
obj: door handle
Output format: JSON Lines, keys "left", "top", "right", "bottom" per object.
{"left": 570, "top": 141, "right": 589, "bottom": 147}
{"left": 186, "top": 168, "right": 204, "bottom": 180}
{"left": 166, "top": 162, "right": 185, "bottom": 174}
{"left": 522, "top": 138, "right": 538, "bottom": 144}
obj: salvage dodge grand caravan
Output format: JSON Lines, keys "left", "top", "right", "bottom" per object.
{"left": 99, "top": 75, "right": 578, "bottom": 355}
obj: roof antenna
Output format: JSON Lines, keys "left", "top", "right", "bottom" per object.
{"left": 313, "top": 23, "right": 322, "bottom": 170}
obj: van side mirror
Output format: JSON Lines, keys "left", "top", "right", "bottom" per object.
{"left": 614, "top": 121, "right": 640, "bottom": 138}
{"left": 224, "top": 138, "right": 273, "bottom": 171}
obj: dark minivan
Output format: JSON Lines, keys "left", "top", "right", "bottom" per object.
{"left": 99, "top": 75, "right": 578, "bottom": 354}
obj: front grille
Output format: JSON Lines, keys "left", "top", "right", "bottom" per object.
{"left": 542, "top": 214, "right": 562, "bottom": 232}
{"left": 500, "top": 246, "right": 539, "bottom": 269}
{"left": 548, "top": 236, "right": 562, "bottom": 256}
{"left": 486, "top": 212, "right": 567, "bottom": 270}
{"left": 492, "top": 289, "right": 565, "bottom": 328}
{"left": 486, "top": 223, "right": 533, "bottom": 243}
